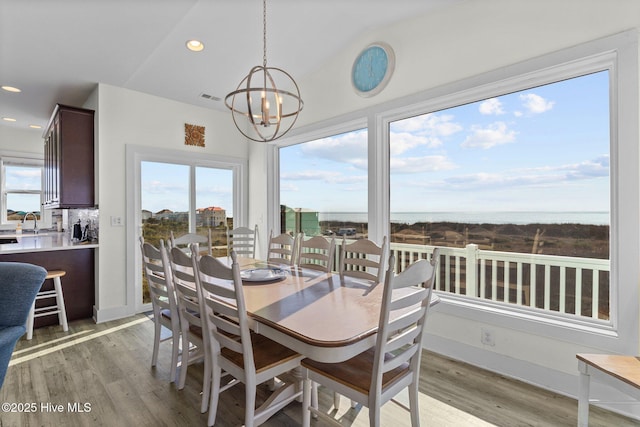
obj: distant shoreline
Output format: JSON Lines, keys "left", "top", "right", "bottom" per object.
{"left": 318, "top": 211, "right": 609, "bottom": 226}
{"left": 319, "top": 219, "right": 609, "bottom": 260}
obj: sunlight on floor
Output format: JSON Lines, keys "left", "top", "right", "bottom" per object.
{"left": 327, "top": 388, "right": 496, "bottom": 427}
{"left": 9, "top": 317, "right": 149, "bottom": 366}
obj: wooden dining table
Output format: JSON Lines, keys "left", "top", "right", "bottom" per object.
{"left": 220, "top": 257, "right": 440, "bottom": 363}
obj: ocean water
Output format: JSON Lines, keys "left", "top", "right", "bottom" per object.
{"left": 319, "top": 211, "right": 609, "bottom": 225}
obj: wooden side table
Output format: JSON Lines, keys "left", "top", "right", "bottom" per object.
{"left": 576, "top": 353, "right": 640, "bottom": 426}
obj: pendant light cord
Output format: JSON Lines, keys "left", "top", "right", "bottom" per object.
{"left": 263, "top": 0, "right": 267, "bottom": 68}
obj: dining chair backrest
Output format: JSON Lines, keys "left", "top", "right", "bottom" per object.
{"left": 195, "top": 251, "right": 253, "bottom": 374}
{"left": 195, "top": 250, "right": 303, "bottom": 426}
{"left": 170, "top": 229, "right": 212, "bottom": 256}
{"left": 168, "top": 243, "right": 211, "bottom": 413}
{"left": 140, "top": 237, "right": 177, "bottom": 321}
{"left": 266, "top": 230, "right": 298, "bottom": 266}
{"left": 372, "top": 251, "right": 440, "bottom": 399}
{"left": 297, "top": 235, "right": 336, "bottom": 273}
{"left": 227, "top": 225, "right": 257, "bottom": 258}
{"left": 339, "top": 236, "right": 387, "bottom": 283}
{"left": 139, "top": 237, "right": 182, "bottom": 382}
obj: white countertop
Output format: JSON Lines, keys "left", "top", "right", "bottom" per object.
{"left": 0, "top": 232, "right": 98, "bottom": 254}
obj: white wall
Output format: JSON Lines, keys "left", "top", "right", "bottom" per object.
{"left": 0, "top": 126, "right": 44, "bottom": 154}
{"left": 248, "top": 0, "right": 640, "bottom": 417}
{"left": 94, "top": 83, "right": 248, "bottom": 321}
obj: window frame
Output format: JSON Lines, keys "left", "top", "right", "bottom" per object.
{"left": 0, "top": 153, "right": 52, "bottom": 229}
{"left": 126, "top": 144, "right": 248, "bottom": 313}
{"left": 273, "top": 31, "right": 638, "bottom": 354}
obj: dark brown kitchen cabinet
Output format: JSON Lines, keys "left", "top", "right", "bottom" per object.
{"left": 43, "top": 104, "right": 95, "bottom": 209}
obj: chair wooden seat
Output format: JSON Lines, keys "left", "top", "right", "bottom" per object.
{"left": 302, "top": 348, "right": 409, "bottom": 395}
{"left": 222, "top": 333, "right": 300, "bottom": 374}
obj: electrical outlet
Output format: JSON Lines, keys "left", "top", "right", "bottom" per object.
{"left": 110, "top": 216, "right": 124, "bottom": 227}
{"left": 481, "top": 328, "right": 495, "bottom": 346}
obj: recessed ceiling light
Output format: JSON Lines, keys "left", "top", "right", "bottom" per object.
{"left": 29, "top": 124, "right": 42, "bottom": 129}
{"left": 2, "top": 117, "right": 17, "bottom": 122}
{"left": 186, "top": 39, "right": 204, "bottom": 52}
{"left": 1, "top": 86, "right": 21, "bottom": 93}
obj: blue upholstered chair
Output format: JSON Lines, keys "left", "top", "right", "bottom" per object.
{"left": 0, "top": 262, "right": 47, "bottom": 389}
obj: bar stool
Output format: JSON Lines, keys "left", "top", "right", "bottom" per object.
{"left": 26, "top": 270, "right": 69, "bottom": 340}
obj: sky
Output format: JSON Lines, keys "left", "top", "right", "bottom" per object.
{"left": 280, "top": 70, "right": 610, "bottom": 214}
{"left": 141, "top": 163, "right": 233, "bottom": 216}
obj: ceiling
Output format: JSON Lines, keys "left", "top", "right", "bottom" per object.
{"left": 0, "top": 0, "right": 460, "bottom": 132}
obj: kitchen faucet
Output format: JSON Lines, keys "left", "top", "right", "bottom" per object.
{"left": 22, "top": 212, "right": 39, "bottom": 234}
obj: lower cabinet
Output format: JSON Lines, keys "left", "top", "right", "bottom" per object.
{"left": 0, "top": 249, "right": 95, "bottom": 328}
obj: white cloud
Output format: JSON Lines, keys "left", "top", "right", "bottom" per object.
{"left": 520, "top": 93, "right": 555, "bottom": 114}
{"left": 440, "top": 155, "right": 609, "bottom": 191}
{"left": 461, "top": 121, "right": 516, "bottom": 149}
{"left": 300, "top": 130, "right": 367, "bottom": 169}
{"left": 391, "top": 113, "right": 463, "bottom": 137}
{"left": 388, "top": 132, "right": 442, "bottom": 156}
{"left": 390, "top": 155, "right": 457, "bottom": 174}
{"left": 479, "top": 98, "right": 505, "bottom": 115}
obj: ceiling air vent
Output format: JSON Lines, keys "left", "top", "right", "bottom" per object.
{"left": 200, "top": 93, "right": 221, "bottom": 102}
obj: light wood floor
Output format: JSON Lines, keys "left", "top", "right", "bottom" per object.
{"left": 1, "top": 314, "right": 637, "bottom": 427}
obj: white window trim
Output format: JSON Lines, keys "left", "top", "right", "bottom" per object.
{"left": 125, "top": 144, "right": 248, "bottom": 313}
{"left": 272, "top": 30, "right": 638, "bottom": 354}
{"left": 0, "top": 152, "right": 52, "bottom": 229}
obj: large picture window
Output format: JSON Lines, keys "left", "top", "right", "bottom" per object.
{"left": 279, "top": 128, "right": 368, "bottom": 238}
{"left": 389, "top": 71, "right": 611, "bottom": 321}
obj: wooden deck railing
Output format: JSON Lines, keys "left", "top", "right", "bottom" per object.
{"left": 388, "top": 243, "right": 610, "bottom": 321}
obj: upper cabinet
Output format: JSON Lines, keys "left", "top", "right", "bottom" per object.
{"left": 43, "top": 104, "right": 95, "bottom": 209}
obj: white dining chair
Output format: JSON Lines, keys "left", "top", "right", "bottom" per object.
{"left": 139, "top": 237, "right": 181, "bottom": 383}
{"left": 227, "top": 225, "right": 257, "bottom": 258}
{"left": 339, "top": 236, "right": 387, "bottom": 284}
{"left": 170, "top": 229, "right": 213, "bottom": 256}
{"left": 266, "top": 230, "right": 298, "bottom": 266}
{"left": 297, "top": 234, "right": 336, "bottom": 273}
{"left": 301, "top": 249, "right": 440, "bottom": 427}
{"left": 194, "top": 250, "right": 304, "bottom": 427}
{"left": 168, "top": 244, "right": 211, "bottom": 414}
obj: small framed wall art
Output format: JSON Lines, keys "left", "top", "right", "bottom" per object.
{"left": 184, "top": 123, "right": 205, "bottom": 147}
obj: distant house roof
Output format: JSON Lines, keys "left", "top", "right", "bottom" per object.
{"left": 197, "top": 206, "right": 224, "bottom": 212}
{"left": 156, "top": 209, "right": 173, "bottom": 214}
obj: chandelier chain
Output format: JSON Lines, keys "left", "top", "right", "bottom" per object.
{"left": 262, "top": 0, "right": 267, "bottom": 67}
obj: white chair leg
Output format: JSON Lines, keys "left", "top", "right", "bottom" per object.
{"left": 53, "top": 276, "right": 68, "bottom": 331}
{"left": 333, "top": 391, "right": 340, "bottom": 409}
{"left": 208, "top": 366, "right": 222, "bottom": 427}
{"left": 151, "top": 316, "right": 161, "bottom": 367}
{"left": 409, "top": 380, "right": 420, "bottom": 427}
{"left": 169, "top": 332, "right": 180, "bottom": 382}
{"left": 26, "top": 301, "right": 35, "bottom": 340}
{"left": 245, "top": 379, "right": 256, "bottom": 427}
{"left": 302, "top": 378, "right": 312, "bottom": 427}
{"left": 200, "top": 347, "right": 211, "bottom": 413}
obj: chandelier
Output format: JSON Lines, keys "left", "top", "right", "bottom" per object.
{"left": 225, "top": 0, "right": 303, "bottom": 143}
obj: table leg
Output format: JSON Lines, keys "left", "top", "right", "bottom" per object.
{"left": 577, "top": 361, "right": 590, "bottom": 427}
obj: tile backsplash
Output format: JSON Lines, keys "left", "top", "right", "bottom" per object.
{"left": 55, "top": 208, "right": 99, "bottom": 242}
